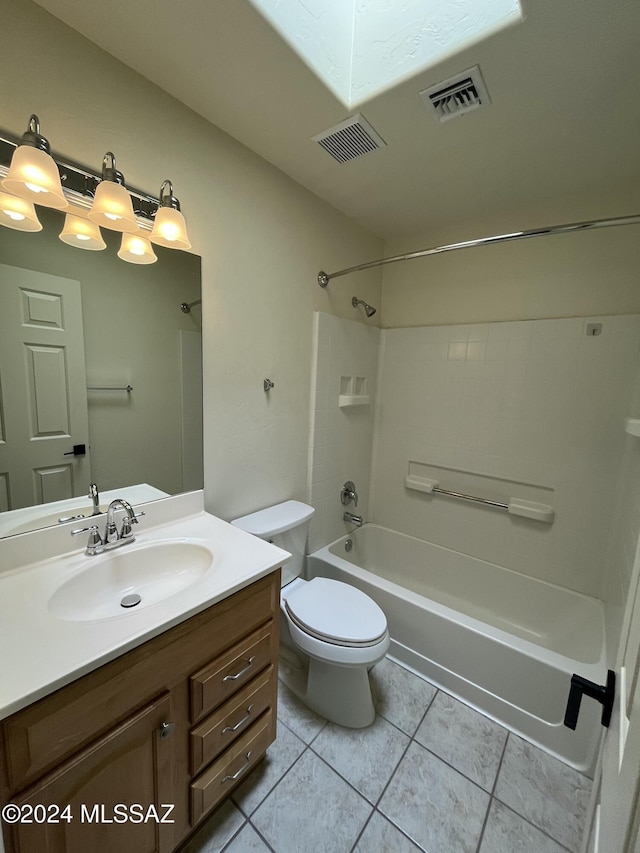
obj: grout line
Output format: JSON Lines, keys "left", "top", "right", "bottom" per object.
{"left": 246, "top": 818, "right": 278, "bottom": 853}
{"left": 348, "top": 809, "right": 375, "bottom": 852}
{"left": 218, "top": 818, "right": 249, "bottom": 853}
{"left": 231, "top": 723, "right": 306, "bottom": 820}
{"left": 490, "top": 794, "right": 577, "bottom": 853}
{"left": 474, "top": 730, "right": 510, "bottom": 853}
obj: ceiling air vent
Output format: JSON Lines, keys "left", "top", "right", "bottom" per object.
{"left": 313, "top": 114, "right": 386, "bottom": 164}
{"left": 420, "top": 65, "right": 491, "bottom": 123}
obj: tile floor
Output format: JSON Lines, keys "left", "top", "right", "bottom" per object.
{"left": 180, "top": 657, "right": 592, "bottom": 853}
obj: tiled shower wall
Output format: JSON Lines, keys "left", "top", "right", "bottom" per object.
{"left": 307, "top": 311, "right": 640, "bottom": 665}
{"left": 601, "top": 367, "right": 640, "bottom": 654}
{"left": 370, "top": 315, "right": 640, "bottom": 601}
{"left": 307, "top": 312, "right": 379, "bottom": 552}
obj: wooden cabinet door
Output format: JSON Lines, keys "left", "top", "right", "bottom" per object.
{"left": 5, "top": 694, "right": 177, "bottom": 853}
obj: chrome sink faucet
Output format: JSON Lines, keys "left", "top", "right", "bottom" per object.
{"left": 71, "top": 498, "right": 144, "bottom": 556}
{"left": 104, "top": 498, "right": 138, "bottom": 543}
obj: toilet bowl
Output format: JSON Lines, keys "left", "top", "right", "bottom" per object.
{"left": 231, "top": 500, "right": 389, "bottom": 728}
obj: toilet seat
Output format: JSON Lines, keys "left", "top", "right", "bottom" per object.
{"left": 284, "top": 577, "right": 387, "bottom": 647}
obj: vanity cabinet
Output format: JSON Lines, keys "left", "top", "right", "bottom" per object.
{"left": 0, "top": 570, "right": 280, "bottom": 853}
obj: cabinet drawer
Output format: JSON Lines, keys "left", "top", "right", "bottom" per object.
{"left": 190, "top": 709, "right": 274, "bottom": 826}
{"left": 190, "top": 622, "right": 275, "bottom": 723}
{"left": 190, "top": 666, "right": 275, "bottom": 776}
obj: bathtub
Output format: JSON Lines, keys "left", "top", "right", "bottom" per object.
{"left": 308, "top": 524, "right": 606, "bottom": 775}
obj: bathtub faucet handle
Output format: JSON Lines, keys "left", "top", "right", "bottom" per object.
{"left": 341, "top": 480, "right": 358, "bottom": 507}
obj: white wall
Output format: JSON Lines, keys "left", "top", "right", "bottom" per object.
{"left": 601, "top": 370, "right": 640, "bottom": 658}
{"left": 308, "top": 313, "right": 379, "bottom": 551}
{"left": 1, "top": 0, "right": 383, "bottom": 521}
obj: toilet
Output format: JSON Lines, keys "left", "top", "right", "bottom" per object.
{"left": 231, "top": 500, "right": 389, "bottom": 728}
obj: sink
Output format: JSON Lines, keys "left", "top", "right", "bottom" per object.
{"left": 48, "top": 540, "right": 214, "bottom": 621}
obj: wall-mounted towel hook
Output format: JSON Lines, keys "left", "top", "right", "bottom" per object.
{"left": 264, "top": 378, "right": 275, "bottom": 392}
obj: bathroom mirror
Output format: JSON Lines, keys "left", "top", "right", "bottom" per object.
{"left": 0, "top": 206, "right": 202, "bottom": 538}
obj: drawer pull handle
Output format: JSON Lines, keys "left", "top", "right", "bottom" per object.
{"left": 222, "top": 656, "right": 256, "bottom": 683}
{"left": 223, "top": 751, "right": 252, "bottom": 783}
{"left": 160, "top": 721, "right": 176, "bottom": 739}
{"left": 222, "top": 705, "right": 254, "bottom": 734}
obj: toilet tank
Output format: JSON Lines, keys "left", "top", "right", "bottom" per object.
{"left": 231, "top": 500, "right": 314, "bottom": 586}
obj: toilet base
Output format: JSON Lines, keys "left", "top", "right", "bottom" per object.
{"left": 306, "top": 657, "right": 376, "bottom": 728}
{"left": 279, "top": 638, "right": 378, "bottom": 728}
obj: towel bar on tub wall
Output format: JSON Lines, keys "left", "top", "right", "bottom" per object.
{"left": 404, "top": 475, "right": 555, "bottom": 523}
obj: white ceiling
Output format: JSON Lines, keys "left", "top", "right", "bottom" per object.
{"left": 34, "top": 0, "right": 640, "bottom": 242}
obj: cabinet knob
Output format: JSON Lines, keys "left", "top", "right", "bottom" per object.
{"left": 160, "top": 721, "right": 176, "bottom": 739}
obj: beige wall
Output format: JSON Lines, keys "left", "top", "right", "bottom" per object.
{"left": 1, "top": 0, "right": 383, "bottom": 520}
{"left": 380, "top": 204, "right": 640, "bottom": 328}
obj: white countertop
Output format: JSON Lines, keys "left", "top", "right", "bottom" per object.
{"left": 0, "top": 491, "right": 289, "bottom": 719}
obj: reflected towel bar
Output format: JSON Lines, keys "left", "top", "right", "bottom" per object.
{"left": 87, "top": 385, "right": 133, "bottom": 392}
{"left": 404, "top": 475, "right": 554, "bottom": 523}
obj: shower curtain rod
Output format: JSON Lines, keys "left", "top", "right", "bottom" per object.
{"left": 317, "top": 213, "right": 640, "bottom": 287}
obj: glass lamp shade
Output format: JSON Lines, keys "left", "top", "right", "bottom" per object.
{"left": 2, "top": 145, "right": 68, "bottom": 210}
{"left": 0, "top": 191, "right": 43, "bottom": 232}
{"left": 150, "top": 206, "right": 192, "bottom": 250}
{"left": 59, "top": 213, "right": 106, "bottom": 250}
{"left": 88, "top": 180, "right": 138, "bottom": 233}
{"left": 117, "top": 232, "right": 157, "bottom": 264}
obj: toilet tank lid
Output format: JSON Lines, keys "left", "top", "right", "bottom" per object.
{"left": 231, "top": 500, "right": 314, "bottom": 538}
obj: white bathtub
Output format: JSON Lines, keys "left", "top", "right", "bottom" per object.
{"left": 308, "top": 524, "right": 606, "bottom": 775}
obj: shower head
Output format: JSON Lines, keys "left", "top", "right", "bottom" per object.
{"left": 351, "top": 296, "right": 377, "bottom": 318}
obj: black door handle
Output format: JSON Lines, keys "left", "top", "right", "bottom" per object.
{"left": 564, "top": 669, "right": 615, "bottom": 730}
{"left": 63, "top": 444, "right": 86, "bottom": 457}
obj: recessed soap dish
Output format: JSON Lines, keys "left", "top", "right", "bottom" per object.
{"left": 625, "top": 418, "right": 640, "bottom": 437}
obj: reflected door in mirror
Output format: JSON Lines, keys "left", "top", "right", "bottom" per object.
{"left": 0, "top": 264, "right": 90, "bottom": 511}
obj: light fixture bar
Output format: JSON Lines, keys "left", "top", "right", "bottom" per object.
{"left": 317, "top": 213, "right": 640, "bottom": 287}
{"left": 0, "top": 134, "right": 162, "bottom": 227}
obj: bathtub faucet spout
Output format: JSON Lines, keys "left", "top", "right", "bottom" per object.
{"left": 343, "top": 511, "right": 364, "bottom": 527}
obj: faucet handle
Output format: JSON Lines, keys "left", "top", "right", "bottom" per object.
{"left": 71, "top": 525, "right": 103, "bottom": 548}
{"left": 340, "top": 480, "right": 358, "bottom": 507}
{"left": 120, "top": 516, "right": 138, "bottom": 538}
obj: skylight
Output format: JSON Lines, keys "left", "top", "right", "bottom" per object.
{"left": 248, "top": 0, "right": 523, "bottom": 108}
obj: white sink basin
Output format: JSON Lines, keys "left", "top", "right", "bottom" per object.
{"left": 48, "top": 540, "right": 215, "bottom": 622}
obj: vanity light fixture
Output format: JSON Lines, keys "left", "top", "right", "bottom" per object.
{"left": 1, "top": 115, "right": 68, "bottom": 210}
{"left": 0, "top": 119, "right": 193, "bottom": 259}
{"left": 150, "top": 180, "right": 192, "bottom": 250}
{"left": 59, "top": 207, "right": 106, "bottom": 251}
{"left": 117, "top": 231, "right": 158, "bottom": 264}
{"left": 0, "top": 190, "right": 42, "bottom": 232}
{"left": 88, "top": 152, "right": 138, "bottom": 233}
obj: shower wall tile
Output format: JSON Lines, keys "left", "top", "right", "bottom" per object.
{"left": 370, "top": 314, "right": 640, "bottom": 598}
{"left": 307, "top": 312, "right": 379, "bottom": 553}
